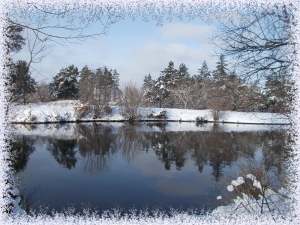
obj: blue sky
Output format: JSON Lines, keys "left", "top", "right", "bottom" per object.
{"left": 13, "top": 15, "right": 218, "bottom": 86}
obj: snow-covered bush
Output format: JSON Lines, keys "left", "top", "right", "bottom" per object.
{"left": 147, "top": 110, "right": 167, "bottom": 119}
{"left": 211, "top": 159, "right": 293, "bottom": 219}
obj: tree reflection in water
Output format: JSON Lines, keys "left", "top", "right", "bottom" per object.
{"left": 46, "top": 139, "right": 78, "bottom": 169}
{"left": 7, "top": 135, "right": 36, "bottom": 173}
{"left": 62, "top": 123, "right": 292, "bottom": 181}
{"left": 76, "top": 123, "right": 118, "bottom": 175}
{"left": 10, "top": 123, "right": 291, "bottom": 182}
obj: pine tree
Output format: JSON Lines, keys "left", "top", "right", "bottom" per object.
{"left": 161, "top": 61, "right": 178, "bottom": 107}
{"left": 264, "top": 69, "right": 293, "bottom": 113}
{"left": 213, "top": 55, "right": 228, "bottom": 81}
{"left": 7, "top": 60, "right": 36, "bottom": 104}
{"left": 197, "top": 61, "right": 211, "bottom": 81}
{"left": 112, "top": 69, "right": 120, "bottom": 101}
{"left": 49, "top": 65, "right": 79, "bottom": 100}
{"left": 4, "top": 24, "right": 26, "bottom": 55}
{"left": 176, "top": 63, "right": 190, "bottom": 85}
{"left": 78, "top": 65, "right": 95, "bottom": 103}
{"left": 160, "top": 61, "right": 178, "bottom": 89}
{"left": 146, "top": 74, "right": 170, "bottom": 108}
{"left": 142, "top": 73, "right": 154, "bottom": 90}
{"left": 79, "top": 65, "right": 93, "bottom": 82}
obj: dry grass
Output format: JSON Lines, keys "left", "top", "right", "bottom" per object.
{"left": 209, "top": 158, "right": 291, "bottom": 216}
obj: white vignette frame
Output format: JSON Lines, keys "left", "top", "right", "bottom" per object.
{"left": 0, "top": 0, "right": 299, "bottom": 225}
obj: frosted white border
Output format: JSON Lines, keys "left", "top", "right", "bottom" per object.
{"left": 1, "top": 0, "right": 299, "bottom": 224}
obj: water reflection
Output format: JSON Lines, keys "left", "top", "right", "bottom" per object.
{"left": 77, "top": 123, "right": 117, "bottom": 175}
{"left": 9, "top": 123, "right": 291, "bottom": 179}
{"left": 47, "top": 139, "right": 78, "bottom": 169}
{"left": 7, "top": 123, "right": 291, "bottom": 214}
{"left": 7, "top": 135, "right": 35, "bottom": 173}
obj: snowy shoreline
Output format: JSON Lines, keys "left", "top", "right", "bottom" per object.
{"left": 7, "top": 100, "right": 292, "bottom": 125}
{"left": 9, "top": 120, "right": 292, "bottom": 125}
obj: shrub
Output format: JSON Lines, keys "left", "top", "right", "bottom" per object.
{"left": 76, "top": 104, "right": 90, "bottom": 119}
{"left": 210, "top": 159, "right": 292, "bottom": 218}
{"left": 104, "top": 105, "right": 112, "bottom": 115}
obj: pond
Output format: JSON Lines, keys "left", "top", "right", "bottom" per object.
{"left": 8, "top": 122, "right": 291, "bottom": 216}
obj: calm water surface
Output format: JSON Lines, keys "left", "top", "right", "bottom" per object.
{"left": 8, "top": 122, "right": 291, "bottom": 215}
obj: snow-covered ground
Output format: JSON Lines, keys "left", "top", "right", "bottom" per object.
{"left": 7, "top": 100, "right": 291, "bottom": 124}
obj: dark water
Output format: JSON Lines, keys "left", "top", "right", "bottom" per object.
{"left": 8, "top": 122, "right": 291, "bottom": 216}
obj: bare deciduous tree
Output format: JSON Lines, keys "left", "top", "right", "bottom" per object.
{"left": 118, "top": 81, "right": 145, "bottom": 120}
{"left": 170, "top": 78, "right": 194, "bottom": 109}
{"left": 27, "top": 81, "right": 51, "bottom": 103}
{"left": 211, "top": 4, "right": 296, "bottom": 81}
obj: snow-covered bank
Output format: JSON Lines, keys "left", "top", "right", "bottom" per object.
{"left": 7, "top": 100, "right": 291, "bottom": 125}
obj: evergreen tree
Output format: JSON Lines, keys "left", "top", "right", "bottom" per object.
{"left": 78, "top": 65, "right": 95, "bottom": 103}
{"left": 79, "top": 65, "right": 93, "bottom": 82}
{"left": 213, "top": 55, "right": 228, "bottom": 81}
{"left": 49, "top": 64, "right": 79, "bottom": 100}
{"left": 4, "top": 24, "right": 26, "bottom": 55}
{"left": 142, "top": 73, "right": 154, "bottom": 90}
{"left": 146, "top": 74, "right": 170, "bottom": 108}
{"left": 112, "top": 69, "right": 120, "bottom": 101}
{"left": 176, "top": 63, "right": 190, "bottom": 85}
{"left": 93, "top": 66, "right": 115, "bottom": 106}
{"left": 160, "top": 61, "right": 178, "bottom": 89}
{"left": 264, "top": 69, "right": 294, "bottom": 113}
{"left": 7, "top": 60, "right": 36, "bottom": 104}
{"left": 197, "top": 61, "right": 211, "bottom": 80}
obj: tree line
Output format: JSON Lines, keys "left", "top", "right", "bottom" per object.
{"left": 142, "top": 57, "right": 293, "bottom": 115}
{"left": 7, "top": 55, "right": 292, "bottom": 117}
{"left": 4, "top": 3, "right": 295, "bottom": 117}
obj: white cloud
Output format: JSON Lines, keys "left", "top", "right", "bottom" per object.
{"left": 13, "top": 38, "right": 111, "bottom": 83}
{"left": 157, "top": 23, "right": 213, "bottom": 41}
{"left": 117, "top": 42, "right": 216, "bottom": 85}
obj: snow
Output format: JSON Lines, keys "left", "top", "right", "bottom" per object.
{"left": 227, "top": 185, "right": 234, "bottom": 192}
{"left": 7, "top": 100, "right": 291, "bottom": 125}
{"left": 231, "top": 177, "right": 245, "bottom": 186}
{"left": 246, "top": 174, "right": 262, "bottom": 190}
{"left": 212, "top": 174, "right": 294, "bottom": 218}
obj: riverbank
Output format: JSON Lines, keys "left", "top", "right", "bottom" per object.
{"left": 7, "top": 100, "right": 291, "bottom": 125}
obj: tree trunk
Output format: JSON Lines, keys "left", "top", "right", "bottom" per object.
{"left": 159, "top": 95, "right": 161, "bottom": 108}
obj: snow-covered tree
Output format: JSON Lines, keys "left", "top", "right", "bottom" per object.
{"left": 160, "top": 61, "right": 178, "bottom": 87}
{"left": 145, "top": 61, "right": 178, "bottom": 108}
{"left": 170, "top": 77, "right": 195, "bottom": 109}
{"left": 49, "top": 64, "right": 79, "bottom": 100}
{"left": 146, "top": 74, "right": 170, "bottom": 108}
{"left": 142, "top": 73, "right": 154, "bottom": 91}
